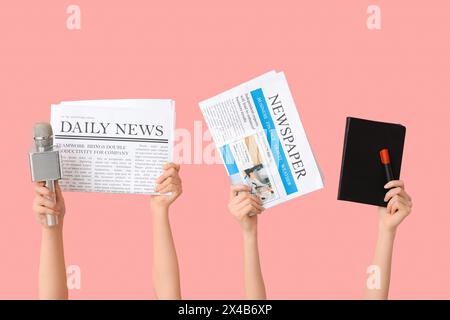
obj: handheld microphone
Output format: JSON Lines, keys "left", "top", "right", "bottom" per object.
{"left": 29, "top": 122, "right": 62, "bottom": 227}
{"left": 379, "top": 148, "right": 394, "bottom": 183}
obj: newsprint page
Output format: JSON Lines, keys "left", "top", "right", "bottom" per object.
{"left": 51, "top": 99, "right": 175, "bottom": 194}
{"left": 199, "top": 71, "right": 323, "bottom": 208}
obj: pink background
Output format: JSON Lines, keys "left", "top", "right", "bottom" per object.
{"left": 1, "top": 0, "right": 449, "bottom": 299}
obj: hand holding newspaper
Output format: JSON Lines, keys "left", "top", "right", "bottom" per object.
{"left": 199, "top": 71, "right": 323, "bottom": 208}
{"left": 50, "top": 99, "right": 175, "bottom": 194}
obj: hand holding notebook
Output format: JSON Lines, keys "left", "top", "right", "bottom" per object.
{"left": 337, "top": 117, "right": 406, "bottom": 207}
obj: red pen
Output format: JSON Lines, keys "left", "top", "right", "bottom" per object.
{"left": 379, "top": 148, "right": 394, "bottom": 182}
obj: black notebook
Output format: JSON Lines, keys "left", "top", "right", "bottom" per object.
{"left": 337, "top": 117, "right": 406, "bottom": 207}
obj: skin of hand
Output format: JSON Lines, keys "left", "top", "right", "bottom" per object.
{"left": 228, "top": 185, "right": 265, "bottom": 234}
{"left": 365, "top": 180, "right": 412, "bottom": 300}
{"left": 228, "top": 185, "right": 266, "bottom": 300}
{"left": 33, "top": 181, "right": 65, "bottom": 226}
{"left": 32, "top": 181, "right": 68, "bottom": 300}
{"left": 150, "top": 163, "right": 183, "bottom": 212}
{"left": 150, "top": 163, "right": 182, "bottom": 300}
{"left": 378, "top": 180, "right": 413, "bottom": 234}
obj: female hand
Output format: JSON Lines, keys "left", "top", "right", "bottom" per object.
{"left": 378, "top": 180, "right": 412, "bottom": 233}
{"left": 32, "top": 181, "right": 65, "bottom": 227}
{"left": 228, "top": 185, "right": 265, "bottom": 234}
{"left": 150, "top": 163, "right": 182, "bottom": 211}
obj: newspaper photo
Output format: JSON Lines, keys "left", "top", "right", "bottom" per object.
{"left": 50, "top": 99, "right": 175, "bottom": 194}
{"left": 199, "top": 71, "right": 323, "bottom": 208}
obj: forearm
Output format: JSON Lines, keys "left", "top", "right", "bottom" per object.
{"left": 243, "top": 229, "right": 266, "bottom": 300}
{"left": 39, "top": 222, "right": 68, "bottom": 300}
{"left": 364, "top": 229, "right": 396, "bottom": 300}
{"left": 152, "top": 207, "right": 181, "bottom": 300}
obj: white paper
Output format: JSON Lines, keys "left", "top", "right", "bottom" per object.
{"left": 51, "top": 99, "right": 175, "bottom": 194}
{"left": 199, "top": 71, "right": 324, "bottom": 208}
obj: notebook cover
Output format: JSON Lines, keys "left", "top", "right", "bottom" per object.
{"left": 337, "top": 117, "right": 406, "bottom": 207}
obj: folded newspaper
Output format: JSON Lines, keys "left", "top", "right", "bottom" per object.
{"left": 199, "top": 71, "right": 323, "bottom": 208}
{"left": 50, "top": 99, "right": 175, "bottom": 194}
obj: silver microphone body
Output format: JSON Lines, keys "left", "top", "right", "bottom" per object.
{"left": 29, "top": 123, "right": 62, "bottom": 227}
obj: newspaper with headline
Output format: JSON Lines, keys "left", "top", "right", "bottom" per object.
{"left": 50, "top": 99, "right": 175, "bottom": 194}
{"left": 199, "top": 71, "right": 323, "bottom": 208}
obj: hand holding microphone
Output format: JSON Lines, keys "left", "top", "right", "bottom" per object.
{"left": 32, "top": 181, "right": 66, "bottom": 227}
{"left": 29, "top": 123, "right": 63, "bottom": 227}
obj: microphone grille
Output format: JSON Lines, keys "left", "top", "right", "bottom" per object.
{"left": 33, "top": 122, "right": 53, "bottom": 139}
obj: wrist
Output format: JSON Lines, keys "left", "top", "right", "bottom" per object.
{"left": 151, "top": 204, "right": 169, "bottom": 218}
{"left": 41, "top": 216, "right": 64, "bottom": 231}
{"left": 378, "top": 225, "right": 396, "bottom": 241}
{"left": 243, "top": 226, "right": 258, "bottom": 241}
{"left": 41, "top": 222, "right": 64, "bottom": 235}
